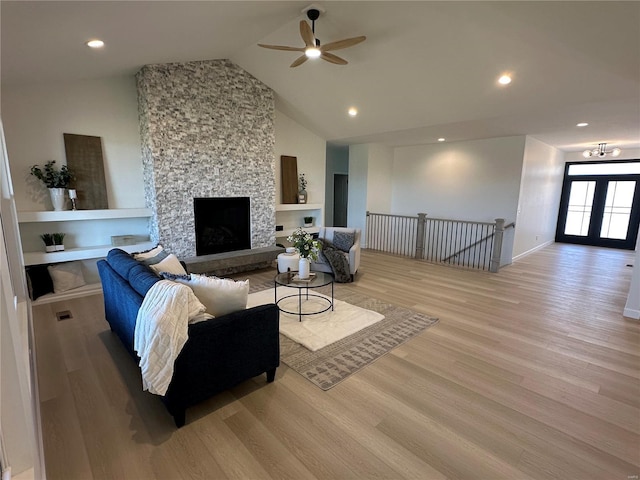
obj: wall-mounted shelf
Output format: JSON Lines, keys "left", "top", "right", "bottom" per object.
{"left": 18, "top": 208, "right": 152, "bottom": 223}
{"left": 275, "top": 203, "right": 323, "bottom": 240}
{"left": 275, "top": 203, "right": 322, "bottom": 212}
{"left": 22, "top": 242, "right": 155, "bottom": 266}
{"left": 30, "top": 282, "right": 103, "bottom": 306}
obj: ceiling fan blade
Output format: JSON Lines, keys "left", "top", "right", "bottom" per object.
{"left": 321, "top": 36, "right": 366, "bottom": 52}
{"left": 299, "top": 20, "right": 315, "bottom": 47}
{"left": 258, "top": 44, "right": 305, "bottom": 52}
{"left": 320, "top": 52, "right": 348, "bottom": 65}
{"left": 290, "top": 55, "right": 309, "bottom": 68}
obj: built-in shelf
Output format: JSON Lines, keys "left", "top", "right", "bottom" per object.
{"left": 275, "top": 203, "right": 323, "bottom": 240}
{"left": 18, "top": 208, "right": 152, "bottom": 223}
{"left": 275, "top": 203, "right": 322, "bottom": 212}
{"left": 22, "top": 242, "right": 155, "bottom": 266}
{"left": 279, "top": 226, "right": 320, "bottom": 238}
{"left": 30, "top": 282, "right": 103, "bottom": 306}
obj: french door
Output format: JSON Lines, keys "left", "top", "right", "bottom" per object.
{"left": 556, "top": 162, "right": 640, "bottom": 250}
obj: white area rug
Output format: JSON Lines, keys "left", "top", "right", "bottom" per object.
{"left": 247, "top": 287, "right": 385, "bottom": 351}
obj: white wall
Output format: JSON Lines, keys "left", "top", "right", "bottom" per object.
{"left": 513, "top": 136, "right": 565, "bottom": 258}
{"left": 2, "top": 76, "right": 145, "bottom": 211}
{"left": 366, "top": 144, "right": 394, "bottom": 214}
{"left": 347, "top": 144, "right": 370, "bottom": 241}
{"left": 274, "top": 110, "right": 326, "bottom": 208}
{"left": 391, "top": 136, "right": 526, "bottom": 222}
{"left": 624, "top": 236, "right": 640, "bottom": 319}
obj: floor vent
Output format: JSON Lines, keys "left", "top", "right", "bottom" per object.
{"left": 56, "top": 310, "right": 73, "bottom": 321}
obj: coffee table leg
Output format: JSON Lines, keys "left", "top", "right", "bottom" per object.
{"left": 298, "top": 288, "right": 302, "bottom": 322}
{"left": 331, "top": 281, "right": 334, "bottom": 311}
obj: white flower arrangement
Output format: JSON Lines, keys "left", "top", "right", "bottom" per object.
{"left": 287, "top": 228, "right": 320, "bottom": 260}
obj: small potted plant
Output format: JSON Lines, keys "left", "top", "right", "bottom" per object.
{"left": 304, "top": 216, "right": 313, "bottom": 227}
{"left": 40, "top": 233, "right": 56, "bottom": 253}
{"left": 52, "top": 232, "right": 66, "bottom": 251}
{"left": 30, "top": 160, "right": 74, "bottom": 211}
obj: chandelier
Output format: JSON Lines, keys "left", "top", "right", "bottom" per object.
{"left": 583, "top": 143, "right": 621, "bottom": 158}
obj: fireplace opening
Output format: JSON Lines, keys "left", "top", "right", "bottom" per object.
{"left": 194, "top": 197, "right": 251, "bottom": 256}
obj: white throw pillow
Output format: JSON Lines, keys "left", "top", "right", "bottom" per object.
{"left": 148, "top": 253, "right": 187, "bottom": 276}
{"left": 174, "top": 274, "right": 249, "bottom": 317}
{"left": 47, "top": 262, "right": 87, "bottom": 293}
{"left": 132, "top": 244, "right": 164, "bottom": 260}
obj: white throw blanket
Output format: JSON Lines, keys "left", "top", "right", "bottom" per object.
{"left": 134, "top": 280, "right": 206, "bottom": 396}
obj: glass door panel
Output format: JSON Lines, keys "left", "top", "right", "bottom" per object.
{"left": 600, "top": 181, "right": 636, "bottom": 240}
{"left": 564, "top": 181, "right": 596, "bottom": 236}
{"left": 556, "top": 162, "right": 640, "bottom": 250}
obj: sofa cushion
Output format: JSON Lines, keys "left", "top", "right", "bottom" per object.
{"left": 128, "top": 263, "right": 161, "bottom": 297}
{"left": 48, "top": 262, "right": 87, "bottom": 293}
{"left": 148, "top": 253, "right": 187, "bottom": 276}
{"left": 333, "top": 231, "right": 355, "bottom": 252}
{"left": 173, "top": 274, "right": 249, "bottom": 317}
{"left": 107, "top": 248, "right": 142, "bottom": 280}
{"left": 26, "top": 264, "right": 54, "bottom": 300}
{"left": 132, "top": 244, "right": 165, "bottom": 261}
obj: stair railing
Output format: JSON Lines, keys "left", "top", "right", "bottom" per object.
{"left": 366, "top": 211, "right": 514, "bottom": 272}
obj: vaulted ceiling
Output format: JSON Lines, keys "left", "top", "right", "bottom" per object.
{"left": 2, "top": 1, "right": 639, "bottom": 152}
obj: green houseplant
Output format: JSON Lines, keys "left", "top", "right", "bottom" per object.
{"left": 30, "top": 160, "right": 74, "bottom": 188}
{"left": 30, "top": 160, "right": 74, "bottom": 211}
{"left": 287, "top": 228, "right": 320, "bottom": 280}
{"left": 40, "top": 233, "right": 55, "bottom": 253}
{"left": 52, "top": 232, "right": 66, "bottom": 251}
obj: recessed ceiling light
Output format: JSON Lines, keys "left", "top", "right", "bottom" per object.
{"left": 86, "top": 39, "right": 105, "bottom": 49}
{"left": 498, "top": 74, "right": 512, "bottom": 85}
{"left": 348, "top": 107, "right": 358, "bottom": 117}
{"left": 576, "top": 122, "right": 589, "bottom": 127}
{"left": 437, "top": 138, "right": 446, "bottom": 142}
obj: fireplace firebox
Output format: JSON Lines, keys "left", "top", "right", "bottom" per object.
{"left": 194, "top": 197, "right": 251, "bottom": 256}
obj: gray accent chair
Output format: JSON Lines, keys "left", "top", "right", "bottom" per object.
{"left": 311, "top": 227, "right": 361, "bottom": 280}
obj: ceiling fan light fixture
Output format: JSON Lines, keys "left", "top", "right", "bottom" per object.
{"left": 498, "top": 74, "right": 512, "bottom": 85}
{"left": 305, "top": 47, "right": 322, "bottom": 58}
{"left": 86, "top": 39, "right": 104, "bottom": 49}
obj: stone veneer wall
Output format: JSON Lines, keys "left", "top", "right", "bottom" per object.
{"left": 136, "top": 59, "right": 275, "bottom": 258}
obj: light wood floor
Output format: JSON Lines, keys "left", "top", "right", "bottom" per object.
{"left": 32, "top": 243, "right": 639, "bottom": 480}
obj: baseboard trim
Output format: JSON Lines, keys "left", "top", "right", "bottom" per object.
{"left": 512, "top": 240, "right": 554, "bottom": 262}
{"left": 623, "top": 307, "right": 640, "bottom": 320}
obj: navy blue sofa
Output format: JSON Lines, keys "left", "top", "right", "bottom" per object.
{"left": 97, "top": 248, "right": 280, "bottom": 427}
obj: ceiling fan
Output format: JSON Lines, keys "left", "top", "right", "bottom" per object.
{"left": 258, "top": 8, "right": 366, "bottom": 68}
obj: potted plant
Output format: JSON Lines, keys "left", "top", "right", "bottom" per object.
{"left": 40, "top": 233, "right": 56, "bottom": 253}
{"left": 287, "top": 228, "right": 320, "bottom": 279}
{"left": 30, "top": 160, "right": 74, "bottom": 211}
{"left": 304, "top": 216, "right": 313, "bottom": 227}
{"left": 52, "top": 232, "right": 66, "bottom": 251}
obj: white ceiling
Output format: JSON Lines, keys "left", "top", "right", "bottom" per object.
{"left": 2, "top": 1, "right": 639, "bottom": 152}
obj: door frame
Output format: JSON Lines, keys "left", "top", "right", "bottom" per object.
{"left": 555, "top": 160, "right": 640, "bottom": 250}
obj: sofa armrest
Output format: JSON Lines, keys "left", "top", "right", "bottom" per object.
{"left": 166, "top": 303, "right": 280, "bottom": 405}
{"left": 348, "top": 242, "right": 360, "bottom": 275}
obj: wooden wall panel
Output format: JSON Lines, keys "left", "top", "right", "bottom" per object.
{"left": 281, "top": 155, "right": 298, "bottom": 204}
{"left": 63, "top": 133, "right": 108, "bottom": 210}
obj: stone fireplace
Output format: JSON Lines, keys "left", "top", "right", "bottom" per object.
{"left": 136, "top": 59, "right": 276, "bottom": 258}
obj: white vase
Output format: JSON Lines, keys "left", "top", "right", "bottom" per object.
{"left": 298, "top": 257, "right": 310, "bottom": 279}
{"left": 49, "top": 188, "right": 66, "bottom": 211}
